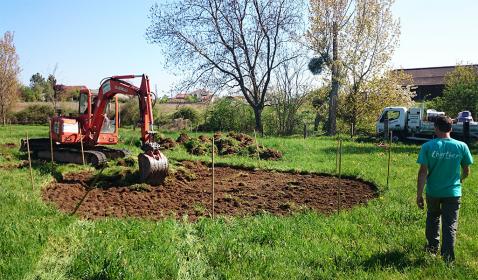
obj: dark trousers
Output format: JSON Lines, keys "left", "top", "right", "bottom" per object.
{"left": 426, "top": 196, "right": 461, "bottom": 261}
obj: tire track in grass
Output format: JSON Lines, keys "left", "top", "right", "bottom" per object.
{"left": 23, "top": 220, "right": 93, "bottom": 280}
{"left": 176, "top": 222, "right": 216, "bottom": 280}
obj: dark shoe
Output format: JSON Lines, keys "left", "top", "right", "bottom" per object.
{"left": 424, "top": 245, "right": 438, "bottom": 256}
{"left": 442, "top": 254, "right": 455, "bottom": 264}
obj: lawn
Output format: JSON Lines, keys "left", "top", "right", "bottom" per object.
{"left": 1, "top": 125, "right": 477, "bottom": 279}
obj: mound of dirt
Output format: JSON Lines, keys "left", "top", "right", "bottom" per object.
{"left": 176, "top": 133, "right": 190, "bottom": 144}
{"left": 259, "top": 148, "right": 283, "bottom": 160}
{"left": 158, "top": 137, "right": 176, "bottom": 150}
{"left": 180, "top": 132, "right": 283, "bottom": 160}
{"left": 2, "top": 143, "right": 16, "bottom": 148}
{"left": 42, "top": 161, "right": 378, "bottom": 221}
{"left": 0, "top": 160, "right": 29, "bottom": 170}
{"left": 227, "top": 132, "right": 254, "bottom": 146}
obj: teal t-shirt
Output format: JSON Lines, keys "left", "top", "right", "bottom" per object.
{"left": 417, "top": 138, "right": 473, "bottom": 197}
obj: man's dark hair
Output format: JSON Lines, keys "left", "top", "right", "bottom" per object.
{"left": 434, "top": 115, "right": 452, "bottom": 133}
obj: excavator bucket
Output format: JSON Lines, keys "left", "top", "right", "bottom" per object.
{"left": 138, "top": 151, "right": 169, "bottom": 185}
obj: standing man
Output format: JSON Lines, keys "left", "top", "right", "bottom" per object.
{"left": 416, "top": 115, "right": 473, "bottom": 262}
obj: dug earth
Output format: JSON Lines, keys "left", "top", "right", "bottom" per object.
{"left": 43, "top": 161, "right": 378, "bottom": 221}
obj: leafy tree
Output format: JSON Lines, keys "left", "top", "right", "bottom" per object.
{"left": 338, "top": 70, "right": 415, "bottom": 135}
{"left": 307, "top": 0, "right": 400, "bottom": 136}
{"left": 20, "top": 85, "right": 40, "bottom": 102}
{"left": 45, "top": 74, "right": 57, "bottom": 107}
{"left": 29, "top": 73, "right": 47, "bottom": 101}
{"left": 29, "top": 72, "right": 45, "bottom": 89}
{"left": 0, "top": 31, "right": 20, "bottom": 124}
{"left": 341, "top": 0, "right": 400, "bottom": 136}
{"left": 146, "top": 0, "right": 304, "bottom": 133}
{"left": 432, "top": 65, "right": 478, "bottom": 119}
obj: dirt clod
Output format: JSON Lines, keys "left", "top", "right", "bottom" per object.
{"left": 158, "top": 137, "right": 176, "bottom": 150}
{"left": 176, "top": 133, "right": 190, "bottom": 144}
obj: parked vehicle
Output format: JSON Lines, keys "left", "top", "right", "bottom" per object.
{"left": 376, "top": 107, "right": 478, "bottom": 141}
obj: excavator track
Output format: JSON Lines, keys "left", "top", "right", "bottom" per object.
{"left": 21, "top": 138, "right": 117, "bottom": 167}
{"left": 36, "top": 148, "right": 108, "bottom": 166}
{"left": 138, "top": 151, "right": 169, "bottom": 186}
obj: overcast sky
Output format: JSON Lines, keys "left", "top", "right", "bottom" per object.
{"left": 1, "top": 0, "right": 477, "bottom": 96}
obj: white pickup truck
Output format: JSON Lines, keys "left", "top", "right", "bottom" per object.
{"left": 376, "top": 107, "right": 478, "bottom": 141}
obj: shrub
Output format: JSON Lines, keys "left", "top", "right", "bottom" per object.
{"left": 119, "top": 98, "right": 164, "bottom": 127}
{"left": 201, "top": 98, "right": 255, "bottom": 132}
{"left": 172, "top": 106, "right": 200, "bottom": 126}
{"left": 13, "top": 104, "right": 54, "bottom": 124}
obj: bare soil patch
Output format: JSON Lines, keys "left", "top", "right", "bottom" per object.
{"left": 42, "top": 161, "right": 378, "bottom": 221}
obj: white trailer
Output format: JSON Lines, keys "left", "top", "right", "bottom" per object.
{"left": 376, "top": 107, "right": 478, "bottom": 141}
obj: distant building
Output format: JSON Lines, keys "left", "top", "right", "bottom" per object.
{"left": 397, "top": 65, "right": 478, "bottom": 101}
{"left": 190, "top": 89, "right": 214, "bottom": 103}
{"left": 169, "top": 89, "right": 214, "bottom": 103}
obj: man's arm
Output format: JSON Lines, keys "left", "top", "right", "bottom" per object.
{"left": 461, "top": 165, "right": 470, "bottom": 183}
{"left": 417, "top": 165, "right": 428, "bottom": 209}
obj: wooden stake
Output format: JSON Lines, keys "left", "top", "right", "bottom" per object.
{"left": 253, "top": 129, "right": 260, "bottom": 159}
{"left": 336, "top": 139, "right": 339, "bottom": 174}
{"left": 337, "top": 139, "right": 342, "bottom": 212}
{"left": 26, "top": 132, "right": 34, "bottom": 190}
{"left": 386, "top": 131, "right": 393, "bottom": 190}
{"left": 79, "top": 129, "right": 85, "bottom": 165}
{"left": 211, "top": 135, "right": 215, "bottom": 219}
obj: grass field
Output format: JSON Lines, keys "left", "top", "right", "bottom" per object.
{"left": 1, "top": 125, "right": 477, "bottom": 279}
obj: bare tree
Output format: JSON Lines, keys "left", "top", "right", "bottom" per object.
{"left": 269, "top": 58, "right": 312, "bottom": 135}
{"left": 146, "top": 0, "right": 304, "bottom": 133}
{"left": 0, "top": 31, "right": 20, "bottom": 125}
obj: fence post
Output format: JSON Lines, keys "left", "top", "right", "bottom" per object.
{"left": 26, "top": 132, "right": 34, "bottom": 190}
{"left": 337, "top": 139, "right": 342, "bottom": 212}
{"left": 386, "top": 131, "right": 392, "bottom": 190}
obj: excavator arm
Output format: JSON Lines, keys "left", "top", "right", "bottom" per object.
{"left": 88, "top": 74, "right": 168, "bottom": 185}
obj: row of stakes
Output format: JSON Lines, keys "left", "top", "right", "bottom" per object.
{"left": 334, "top": 131, "right": 393, "bottom": 212}
{"left": 23, "top": 128, "right": 393, "bottom": 217}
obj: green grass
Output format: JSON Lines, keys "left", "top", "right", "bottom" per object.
{"left": 1, "top": 125, "right": 478, "bottom": 279}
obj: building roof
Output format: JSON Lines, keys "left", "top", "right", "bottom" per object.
{"left": 398, "top": 65, "right": 478, "bottom": 86}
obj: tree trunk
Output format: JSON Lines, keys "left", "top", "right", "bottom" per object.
{"left": 314, "top": 112, "right": 320, "bottom": 131}
{"left": 253, "top": 107, "right": 263, "bottom": 135}
{"left": 327, "top": 22, "right": 339, "bottom": 136}
{"left": 1, "top": 106, "right": 5, "bottom": 125}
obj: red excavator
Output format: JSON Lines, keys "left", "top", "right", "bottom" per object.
{"left": 21, "top": 74, "right": 168, "bottom": 185}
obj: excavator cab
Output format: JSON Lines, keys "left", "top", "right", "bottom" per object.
{"left": 77, "top": 91, "right": 119, "bottom": 145}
